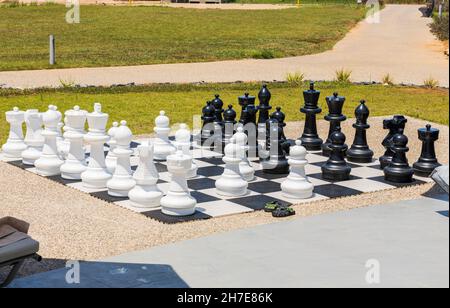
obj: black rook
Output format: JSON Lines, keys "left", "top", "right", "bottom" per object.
{"left": 413, "top": 124, "right": 441, "bottom": 177}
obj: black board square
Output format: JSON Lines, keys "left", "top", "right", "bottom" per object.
{"left": 307, "top": 173, "right": 362, "bottom": 183}
{"left": 46, "top": 175, "right": 81, "bottom": 185}
{"left": 154, "top": 163, "right": 168, "bottom": 173}
{"left": 196, "top": 157, "right": 225, "bottom": 166}
{"left": 254, "top": 170, "right": 288, "bottom": 180}
{"left": 367, "top": 176, "right": 426, "bottom": 188}
{"left": 187, "top": 178, "right": 216, "bottom": 190}
{"left": 248, "top": 181, "right": 281, "bottom": 194}
{"left": 197, "top": 166, "right": 224, "bottom": 177}
{"left": 90, "top": 191, "right": 128, "bottom": 203}
{"left": 7, "top": 160, "right": 34, "bottom": 170}
{"left": 229, "top": 194, "right": 291, "bottom": 211}
{"left": 142, "top": 209, "right": 211, "bottom": 224}
{"left": 190, "top": 191, "right": 220, "bottom": 204}
{"left": 313, "top": 184, "right": 362, "bottom": 198}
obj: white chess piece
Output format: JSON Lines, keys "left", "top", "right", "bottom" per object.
{"left": 107, "top": 120, "right": 136, "bottom": 197}
{"left": 57, "top": 122, "right": 70, "bottom": 159}
{"left": 2, "top": 107, "right": 27, "bottom": 159}
{"left": 35, "top": 105, "right": 65, "bottom": 176}
{"left": 81, "top": 103, "right": 112, "bottom": 188}
{"left": 175, "top": 123, "right": 197, "bottom": 178}
{"left": 215, "top": 137, "right": 248, "bottom": 196}
{"left": 281, "top": 140, "right": 314, "bottom": 199}
{"left": 153, "top": 111, "right": 176, "bottom": 161}
{"left": 160, "top": 147, "right": 197, "bottom": 216}
{"left": 105, "top": 121, "right": 119, "bottom": 174}
{"left": 128, "top": 141, "right": 163, "bottom": 208}
{"left": 60, "top": 106, "right": 88, "bottom": 180}
{"left": 233, "top": 126, "right": 255, "bottom": 182}
{"left": 22, "top": 109, "right": 44, "bottom": 165}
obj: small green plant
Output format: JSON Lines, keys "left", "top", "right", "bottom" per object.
{"left": 381, "top": 73, "right": 394, "bottom": 85}
{"left": 335, "top": 68, "right": 352, "bottom": 83}
{"left": 285, "top": 71, "right": 305, "bottom": 86}
{"left": 59, "top": 78, "right": 76, "bottom": 89}
{"left": 423, "top": 77, "right": 439, "bottom": 89}
{"left": 250, "top": 49, "right": 276, "bottom": 59}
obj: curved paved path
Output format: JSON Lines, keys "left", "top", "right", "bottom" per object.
{"left": 0, "top": 5, "right": 448, "bottom": 89}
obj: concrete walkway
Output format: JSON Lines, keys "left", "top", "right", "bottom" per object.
{"left": 10, "top": 194, "right": 449, "bottom": 288}
{"left": 0, "top": 5, "right": 448, "bottom": 89}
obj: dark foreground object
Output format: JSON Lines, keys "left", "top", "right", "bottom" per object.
{"left": 322, "top": 129, "right": 351, "bottom": 181}
{"left": 322, "top": 92, "right": 347, "bottom": 157}
{"left": 299, "top": 82, "right": 323, "bottom": 151}
{"left": 379, "top": 115, "right": 407, "bottom": 169}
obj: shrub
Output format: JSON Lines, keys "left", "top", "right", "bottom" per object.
{"left": 335, "top": 68, "right": 352, "bottom": 83}
{"left": 250, "top": 49, "right": 276, "bottom": 59}
{"left": 430, "top": 14, "right": 449, "bottom": 41}
{"left": 381, "top": 73, "right": 394, "bottom": 85}
{"left": 423, "top": 77, "right": 439, "bottom": 88}
{"left": 285, "top": 71, "right": 305, "bottom": 86}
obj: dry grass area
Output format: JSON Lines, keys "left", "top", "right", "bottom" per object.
{"left": 0, "top": 116, "right": 448, "bottom": 280}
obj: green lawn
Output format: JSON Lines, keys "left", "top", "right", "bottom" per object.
{"left": 0, "top": 82, "right": 447, "bottom": 144}
{"left": 0, "top": 4, "right": 365, "bottom": 71}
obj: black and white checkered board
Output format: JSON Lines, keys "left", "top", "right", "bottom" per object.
{"left": 1, "top": 139, "right": 432, "bottom": 224}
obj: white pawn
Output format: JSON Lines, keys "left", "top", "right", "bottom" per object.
{"left": 35, "top": 105, "right": 65, "bottom": 176}
{"left": 281, "top": 140, "right": 314, "bottom": 199}
{"left": 22, "top": 109, "right": 44, "bottom": 165}
{"left": 175, "top": 123, "right": 197, "bottom": 178}
{"left": 161, "top": 147, "right": 197, "bottom": 216}
{"left": 2, "top": 107, "right": 27, "bottom": 159}
{"left": 81, "top": 103, "right": 112, "bottom": 188}
{"left": 216, "top": 137, "right": 248, "bottom": 196}
{"left": 128, "top": 141, "right": 163, "bottom": 208}
{"left": 105, "top": 121, "right": 119, "bottom": 174}
{"left": 107, "top": 120, "right": 136, "bottom": 197}
{"left": 60, "top": 106, "right": 88, "bottom": 180}
{"left": 153, "top": 111, "right": 176, "bottom": 161}
{"left": 233, "top": 126, "right": 255, "bottom": 182}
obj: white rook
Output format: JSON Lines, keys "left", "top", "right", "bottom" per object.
{"left": 2, "top": 107, "right": 27, "bottom": 160}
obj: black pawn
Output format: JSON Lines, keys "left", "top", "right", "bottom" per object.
{"left": 322, "top": 92, "right": 347, "bottom": 157}
{"left": 238, "top": 92, "right": 256, "bottom": 126}
{"left": 322, "top": 128, "right": 351, "bottom": 181}
{"left": 413, "top": 124, "right": 441, "bottom": 177}
{"left": 262, "top": 118, "right": 289, "bottom": 174}
{"left": 222, "top": 104, "right": 237, "bottom": 147}
{"left": 211, "top": 94, "right": 224, "bottom": 125}
{"left": 384, "top": 133, "right": 414, "bottom": 183}
{"left": 347, "top": 100, "right": 374, "bottom": 163}
{"left": 299, "top": 81, "right": 323, "bottom": 151}
{"left": 379, "top": 115, "right": 407, "bottom": 169}
{"left": 271, "top": 107, "right": 287, "bottom": 141}
{"left": 201, "top": 101, "right": 216, "bottom": 146}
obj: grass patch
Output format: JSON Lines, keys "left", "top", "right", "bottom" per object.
{"left": 0, "top": 4, "right": 365, "bottom": 71}
{"left": 0, "top": 81, "right": 447, "bottom": 144}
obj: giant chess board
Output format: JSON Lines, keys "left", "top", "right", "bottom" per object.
{"left": 0, "top": 137, "right": 432, "bottom": 224}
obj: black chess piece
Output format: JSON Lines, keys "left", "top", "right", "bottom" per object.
{"left": 384, "top": 133, "right": 414, "bottom": 183}
{"left": 211, "top": 94, "right": 224, "bottom": 125}
{"left": 379, "top": 115, "right": 407, "bottom": 169}
{"left": 270, "top": 106, "right": 292, "bottom": 154}
{"left": 321, "top": 128, "right": 351, "bottom": 181}
{"left": 322, "top": 92, "right": 346, "bottom": 157}
{"left": 238, "top": 92, "right": 256, "bottom": 125}
{"left": 413, "top": 124, "right": 441, "bottom": 177}
{"left": 257, "top": 84, "right": 272, "bottom": 144}
{"left": 201, "top": 101, "right": 216, "bottom": 146}
{"left": 222, "top": 104, "right": 237, "bottom": 147}
{"left": 347, "top": 100, "right": 374, "bottom": 163}
{"left": 262, "top": 118, "right": 289, "bottom": 174}
{"left": 299, "top": 81, "right": 323, "bottom": 151}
